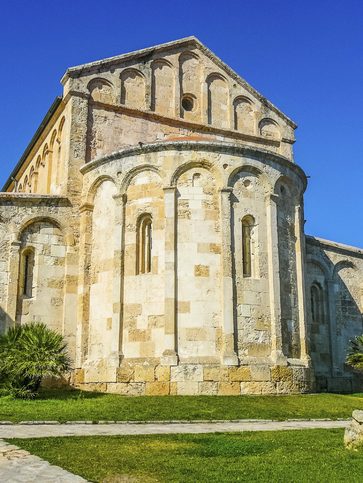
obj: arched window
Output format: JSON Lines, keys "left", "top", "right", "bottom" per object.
{"left": 136, "top": 214, "right": 152, "bottom": 274}
{"left": 242, "top": 215, "right": 255, "bottom": 278}
{"left": 20, "top": 248, "right": 35, "bottom": 298}
{"left": 311, "top": 283, "right": 324, "bottom": 324}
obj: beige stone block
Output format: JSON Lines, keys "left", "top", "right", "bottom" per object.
{"left": 271, "top": 366, "right": 294, "bottom": 383}
{"left": 177, "top": 381, "right": 199, "bottom": 395}
{"left": 203, "top": 366, "right": 229, "bottom": 382}
{"left": 124, "top": 316, "right": 137, "bottom": 329}
{"left": 139, "top": 341, "right": 156, "bottom": 358}
{"left": 117, "top": 366, "right": 134, "bottom": 383}
{"left": 124, "top": 303, "right": 142, "bottom": 317}
{"left": 134, "top": 365, "right": 155, "bottom": 382}
{"left": 218, "top": 382, "right": 241, "bottom": 395}
{"left": 129, "top": 329, "right": 151, "bottom": 342}
{"left": 47, "top": 278, "right": 64, "bottom": 289}
{"left": 145, "top": 381, "right": 170, "bottom": 396}
{"left": 247, "top": 343, "right": 271, "bottom": 357}
{"left": 209, "top": 243, "right": 221, "bottom": 254}
{"left": 185, "top": 327, "right": 208, "bottom": 341}
{"left": 199, "top": 381, "right": 218, "bottom": 395}
{"left": 277, "top": 380, "right": 298, "bottom": 394}
{"left": 170, "top": 382, "right": 177, "bottom": 395}
{"left": 260, "top": 382, "right": 277, "bottom": 394}
{"left": 73, "top": 368, "right": 84, "bottom": 384}
{"left": 148, "top": 315, "right": 164, "bottom": 328}
{"left": 194, "top": 264, "right": 210, "bottom": 277}
{"left": 250, "top": 365, "right": 271, "bottom": 382}
{"left": 229, "top": 366, "right": 252, "bottom": 382}
{"left": 178, "top": 301, "right": 190, "bottom": 313}
{"left": 155, "top": 365, "right": 170, "bottom": 382}
{"left": 171, "top": 364, "right": 203, "bottom": 382}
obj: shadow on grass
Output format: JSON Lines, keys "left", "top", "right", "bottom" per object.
{"left": 36, "top": 387, "right": 108, "bottom": 401}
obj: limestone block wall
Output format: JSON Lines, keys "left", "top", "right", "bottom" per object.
{"left": 62, "top": 39, "right": 295, "bottom": 168}
{"left": 230, "top": 168, "right": 271, "bottom": 360}
{"left": 176, "top": 167, "right": 221, "bottom": 361}
{"left": 0, "top": 194, "right": 78, "bottom": 360}
{"left": 305, "top": 236, "right": 363, "bottom": 392}
{"left": 75, "top": 141, "right": 311, "bottom": 393}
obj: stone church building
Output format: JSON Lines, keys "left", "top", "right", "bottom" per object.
{"left": 0, "top": 37, "right": 362, "bottom": 395}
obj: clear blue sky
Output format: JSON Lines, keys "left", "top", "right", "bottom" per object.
{"left": 0, "top": 0, "right": 362, "bottom": 247}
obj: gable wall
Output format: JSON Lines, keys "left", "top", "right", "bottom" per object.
{"left": 63, "top": 44, "right": 295, "bottom": 166}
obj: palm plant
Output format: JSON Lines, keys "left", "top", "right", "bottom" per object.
{"left": 346, "top": 335, "right": 363, "bottom": 371}
{"left": 0, "top": 322, "right": 71, "bottom": 398}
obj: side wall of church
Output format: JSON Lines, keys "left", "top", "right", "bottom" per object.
{"left": 7, "top": 103, "right": 71, "bottom": 196}
{"left": 305, "top": 237, "right": 363, "bottom": 392}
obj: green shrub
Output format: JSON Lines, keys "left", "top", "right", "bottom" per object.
{"left": 346, "top": 335, "right": 363, "bottom": 371}
{"left": 0, "top": 322, "right": 71, "bottom": 398}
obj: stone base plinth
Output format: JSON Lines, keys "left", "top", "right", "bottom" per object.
{"left": 74, "top": 361, "right": 313, "bottom": 395}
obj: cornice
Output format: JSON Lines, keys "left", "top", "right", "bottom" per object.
{"left": 306, "top": 235, "right": 363, "bottom": 259}
{"left": 80, "top": 140, "right": 307, "bottom": 191}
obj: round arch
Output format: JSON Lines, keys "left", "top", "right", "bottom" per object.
{"left": 170, "top": 159, "right": 222, "bottom": 187}
{"left": 120, "top": 164, "right": 161, "bottom": 193}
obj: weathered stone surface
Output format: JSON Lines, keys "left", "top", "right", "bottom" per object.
{"left": 345, "top": 411, "right": 363, "bottom": 449}
{"left": 229, "top": 366, "right": 252, "bottom": 382}
{"left": 145, "top": 381, "right": 170, "bottom": 396}
{"left": 250, "top": 365, "right": 271, "bottom": 382}
{"left": 171, "top": 365, "right": 203, "bottom": 382}
{"left": 271, "top": 366, "right": 293, "bottom": 383}
{"left": 0, "top": 37, "right": 362, "bottom": 397}
{"left": 203, "top": 366, "right": 229, "bottom": 382}
{"left": 218, "top": 382, "right": 241, "bottom": 395}
{"left": 134, "top": 366, "right": 155, "bottom": 383}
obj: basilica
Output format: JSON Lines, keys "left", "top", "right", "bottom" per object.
{"left": 0, "top": 37, "right": 362, "bottom": 395}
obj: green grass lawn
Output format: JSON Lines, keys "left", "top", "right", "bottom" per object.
{"left": 0, "top": 389, "right": 362, "bottom": 422}
{"left": 10, "top": 429, "right": 363, "bottom": 482}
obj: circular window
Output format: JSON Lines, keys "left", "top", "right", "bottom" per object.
{"left": 181, "top": 95, "right": 195, "bottom": 112}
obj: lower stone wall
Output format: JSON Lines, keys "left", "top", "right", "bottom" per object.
{"left": 73, "top": 362, "right": 313, "bottom": 395}
{"left": 315, "top": 374, "right": 363, "bottom": 394}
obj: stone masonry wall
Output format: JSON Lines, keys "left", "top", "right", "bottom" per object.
{"left": 306, "top": 237, "right": 363, "bottom": 392}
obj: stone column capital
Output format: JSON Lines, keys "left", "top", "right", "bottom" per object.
{"left": 163, "top": 186, "right": 177, "bottom": 193}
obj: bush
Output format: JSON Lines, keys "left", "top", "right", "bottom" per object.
{"left": 346, "top": 335, "right": 363, "bottom": 371}
{"left": 0, "top": 322, "right": 71, "bottom": 398}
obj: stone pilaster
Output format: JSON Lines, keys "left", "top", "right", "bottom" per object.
{"left": 294, "top": 203, "right": 310, "bottom": 365}
{"left": 327, "top": 280, "right": 340, "bottom": 376}
{"left": 113, "top": 193, "right": 127, "bottom": 364}
{"left": 265, "top": 193, "right": 287, "bottom": 365}
{"left": 6, "top": 240, "right": 22, "bottom": 326}
{"left": 161, "top": 187, "right": 178, "bottom": 365}
{"left": 220, "top": 188, "right": 238, "bottom": 366}
{"left": 75, "top": 203, "right": 93, "bottom": 367}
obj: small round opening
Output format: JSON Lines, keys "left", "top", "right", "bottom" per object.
{"left": 182, "top": 95, "right": 194, "bottom": 112}
{"left": 280, "top": 185, "right": 286, "bottom": 195}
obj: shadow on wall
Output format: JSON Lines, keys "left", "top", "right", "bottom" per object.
{"left": 0, "top": 306, "right": 13, "bottom": 335}
{"left": 306, "top": 237, "right": 363, "bottom": 393}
